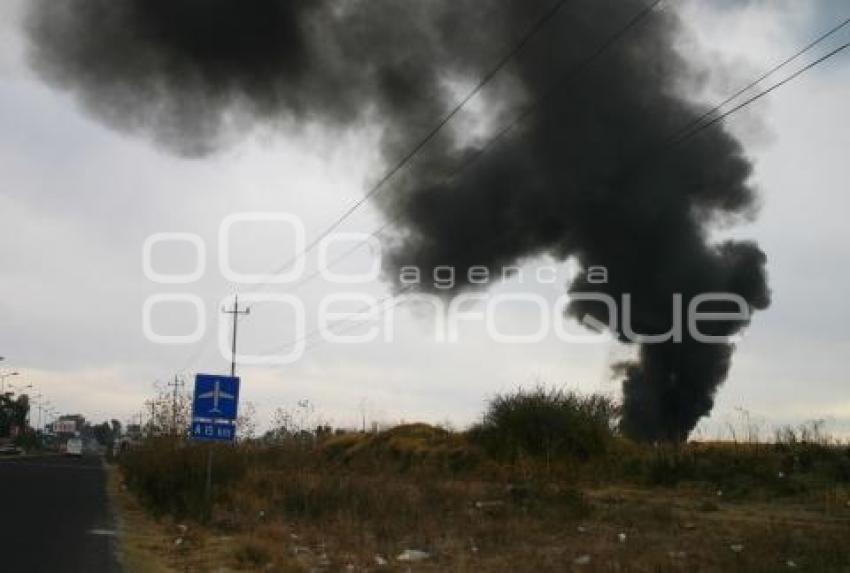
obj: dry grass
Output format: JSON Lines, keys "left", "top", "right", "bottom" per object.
{"left": 106, "top": 464, "right": 176, "bottom": 573}
{"left": 108, "top": 461, "right": 286, "bottom": 573}
{"left": 113, "top": 421, "right": 850, "bottom": 572}
{"left": 115, "top": 482, "right": 850, "bottom": 572}
{"left": 116, "top": 394, "right": 850, "bottom": 573}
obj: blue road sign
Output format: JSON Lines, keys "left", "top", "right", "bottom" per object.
{"left": 192, "top": 374, "right": 240, "bottom": 421}
{"left": 191, "top": 420, "right": 236, "bottom": 442}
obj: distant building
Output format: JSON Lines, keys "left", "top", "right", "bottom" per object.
{"left": 54, "top": 414, "right": 86, "bottom": 436}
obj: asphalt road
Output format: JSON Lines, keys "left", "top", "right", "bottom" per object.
{"left": 0, "top": 454, "right": 122, "bottom": 572}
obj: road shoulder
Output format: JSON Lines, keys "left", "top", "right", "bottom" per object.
{"left": 106, "top": 463, "right": 177, "bottom": 573}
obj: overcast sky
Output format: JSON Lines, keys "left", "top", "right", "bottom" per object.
{"left": 1, "top": 0, "right": 849, "bottom": 437}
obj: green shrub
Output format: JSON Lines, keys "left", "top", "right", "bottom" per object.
{"left": 469, "top": 386, "right": 619, "bottom": 462}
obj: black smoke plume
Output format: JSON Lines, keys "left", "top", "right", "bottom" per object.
{"left": 25, "top": 0, "right": 770, "bottom": 441}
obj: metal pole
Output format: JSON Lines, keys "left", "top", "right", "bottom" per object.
{"left": 172, "top": 376, "right": 177, "bottom": 432}
{"left": 205, "top": 447, "right": 214, "bottom": 501}
{"left": 231, "top": 294, "right": 238, "bottom": 377}
{"left": 204, "top": 294, "right": 249, "bottom": 504}
{"left": 148, "top": 400, "right": 155, "bottom": 436}
{"left": 230, "top": 295, "right": 246, "bottom": 377}
{"left": 168, "top": 375, "right": 183, "bottom": 435}
{"left": 223, "top": 294, "right": 249, "bottom": 378}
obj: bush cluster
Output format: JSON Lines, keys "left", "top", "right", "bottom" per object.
{"left": 469, "top": 386, "right": 619, "bottom": 462}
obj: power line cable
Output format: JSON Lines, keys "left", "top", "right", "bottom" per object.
{"left": 285, "top": 35, "right": 850, "bottom": 362}
{"left": 258, "top": 286, "right": 417, "bottom": 357}
{"left": 180, "top": 4, "right": 850, "bottom": 372}
{"left": 262, "top": 0, "right": 575, "bottom": 279}
{"left": 669, "top": 14, "right": 850, "bottom": 144}
{"left": 670, "top": 40, "right": 850, "bottom": 147}
{"left": 290, "top": 9, "right": 850, "bottom": 295}
{"left": 248, "top": 0, "right": 665, "bottom": 301}
{"left": 296, "top": 293, "right": 414, "bottom": 357}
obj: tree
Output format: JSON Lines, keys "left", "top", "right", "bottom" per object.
{"left": 88, "top": 419, "right": 124, "bottom": 449}
{"left": 143, "top": 381, "right": 192, "bottom": 437}
{"left": 236, "top": 401, "right": 257, "bottom": 440}
{"left": 0, "top": 393, "right": 30, "bottom": 437}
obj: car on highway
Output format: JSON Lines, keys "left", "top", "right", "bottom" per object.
{"left": 65, "top": 437, "right": 83, "bottom": 457}
{"left": 0, "top": 443, "right": 22, "bottom": 456}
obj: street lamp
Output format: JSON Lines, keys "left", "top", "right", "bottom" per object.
{"left": 43, "top": 408, "right": 55, "bottom": 433}
{"left": 31, "top": 393, "right": 44, "bottom": 433}
{"left": 0, "top": 371, "right": 19, "bottom": 393}
{"left": 41, "top": 401, "right": 53, "bottom": 432}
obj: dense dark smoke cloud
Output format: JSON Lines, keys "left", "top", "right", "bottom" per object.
{"left": 26, "top": 0, "right": 506, "bottom": 155}
{"left": 25, "top": 0, "right": 770, "bottom": 441}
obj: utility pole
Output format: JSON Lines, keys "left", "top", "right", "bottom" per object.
{"left": 39, "top": 401, "right": 51, "bottom": 433}
{"left": 167, "top": 375, "right": 184, "bottom": 435}
{"left": 34, "top": 394, "right": 42, "bottom": 433}
{"left": 359, "top": 398, "right": 367, "bottom": 433}
{"left": 222, "top": 294, "right": 250, "bottom": 377}
{"left": 146, "top": 399, "right": 155, "bottom": 437}
{"left": 206, "top": 294, "right": 250, "bottom": 502}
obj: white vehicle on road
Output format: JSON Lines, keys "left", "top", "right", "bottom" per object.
{"left": 65, "top": 437, "right": 83, "bottom": 457}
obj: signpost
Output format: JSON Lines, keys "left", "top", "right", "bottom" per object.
{"left": 191, "top": 420, "right": 236, "bottom": 441}
{"left": 192, "top": 294, "right": 250, "bottom": 501}
{"left": 192, "top": 374, "right": 240, "bottom": 424}
{"left": 191, "top": 373, "right": 240, "bottom": 500}
{"left": 191, "top": 374, "right": 239, "bottom": 443}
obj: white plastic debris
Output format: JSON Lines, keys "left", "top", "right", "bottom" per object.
{"left": 573, "top": 554, "right": 592, "bottom": 566}
{"left": 730, "top": 544, "right": 744, "bottom": 554}
{"left": 577, "top": 526, "right": 587, "bottom": 534}
{"left": 396, "top": 549, "right": 431, "bottom": 562}
{"left": 716, "top": 489, "right": 724, "bottom": 497}
{"left": 474, "top": 500, "right": 505, "bottom": 510}
{"left": 174, "top": 537, "right": 183, "bottom": 546}
{"left": 374, "top": 555, "right": 388, "bottom": 566}
{"left": 786, "top": 560, "right": 798, "bottom": 569}
{"left": 778, "top": 472, "right": 785, "bottom": 479}
{"left": 617, "top": 533, "right": 627, "bottom": 544}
